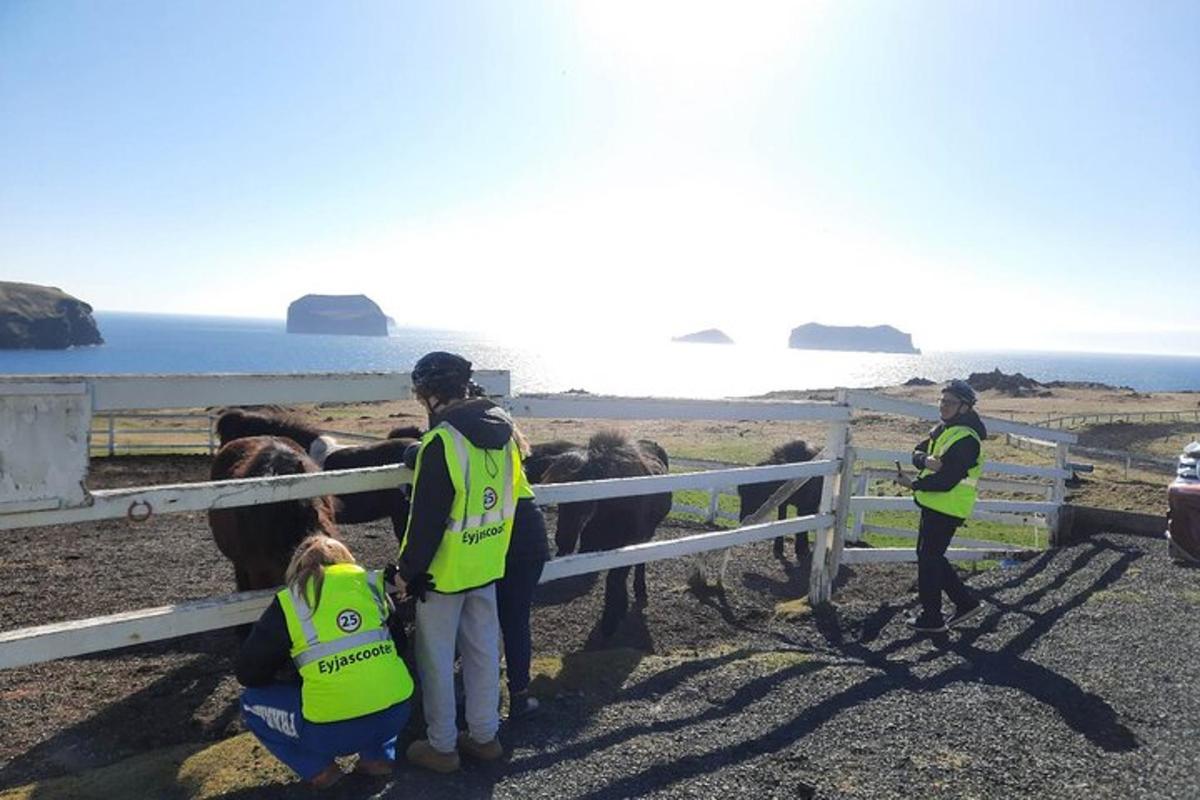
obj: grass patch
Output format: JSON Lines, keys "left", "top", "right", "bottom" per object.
{"left": 0, "top": 734, "right": 295, "bottom": 800}
{"left": 773, "top": 597, "right": 812, "bottom": 621}
{"left": 1182, "top": 590, "right": 1200, "bottom": 604}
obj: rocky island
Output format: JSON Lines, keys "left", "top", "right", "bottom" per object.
{"left": 0, "top": 281, "right": 104, "bottom": 349}
{"left": 672, "top": 328, "right": 734, "bottom": 344}
{"left": 286, "top": 294, "right": 389, "bottom": 337}
{"left": 789, "top": 323, "right": 919, "bottom": 354}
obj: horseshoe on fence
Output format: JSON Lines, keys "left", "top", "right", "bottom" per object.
{"left": 127, "top": 500, "right": 153, "bottom": 522}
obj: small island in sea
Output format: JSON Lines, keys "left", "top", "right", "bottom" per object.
{"left": 286, "top": 294, "right": 389, "bottom": 337}
{"left": 672, "top": 328, "right": 734, "bottom": 344}
{"left": 788, "top": 322, "right": 919, "bottom": 354}
{"left": 0, "top": 281, "right": 104, "bottom": 349}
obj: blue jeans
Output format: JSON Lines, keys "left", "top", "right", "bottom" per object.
{"left": 496, "top": 557, "right": 546, "bottom": 695}
{"left": 241, "top": 684, "right": 410, "bottom": 780}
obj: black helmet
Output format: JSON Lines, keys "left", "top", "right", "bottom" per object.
{"left": 944, "top": 379, "right": 977, "bottom": 406}
{"left": 411, "top": 351, "right": 473, "bottom": 397}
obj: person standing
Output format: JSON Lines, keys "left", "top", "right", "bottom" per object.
{"left": 394, "top": 351, "right": 532, "bottom": 773}
{"left": 236, "top": 536, "right": 414, "bottom": 789}
{"left": 895, "top": 379, "right": 987, "bottom": 633}
{"left": 496, "top": 472, "right": 550, "bottom": 719}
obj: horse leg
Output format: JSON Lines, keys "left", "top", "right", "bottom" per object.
{"left": 234, "top": 563, "right": 251, "bottom": 593}
{"left": 600, "top": 566, "right": 632, "bottom": 638}
{"left": 633, "top": 562, "right": 647, "bottom": 606}
{"left": 773, "top": 505, "right": 787, "bottom": 558}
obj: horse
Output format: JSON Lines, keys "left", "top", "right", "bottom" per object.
{"left": 214, "top": 408, "right": 423, "bottom": 542}
{"left": 208, "top": 435, "right": 339, "bottom": 592}
{"left": 523, "top": 439, "right": 581, "bottom": 483}
{"left": 539, "top": 432, "right": 672, "bottom": 638}
{"left": 737, "top": 440, "right": 824, "bottom": 562}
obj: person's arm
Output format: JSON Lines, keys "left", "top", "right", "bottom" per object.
{"left": 235, "top": 599, "right": 293, "bottom": 687}
{"left": 397, "top": 436, "right": 454, "bottom": 583}
{"left": 911, "top": 425, "right": 940, "bottom": 470}
{"left": 911, "top": 436, "right": 980, "bottom": 492}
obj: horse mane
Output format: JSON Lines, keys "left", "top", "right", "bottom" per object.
{"left": 216, "top": 408, "right": 324, "bottom": 449}
{"left": 236, "top": 437, "right": 336, "bottom": 536}
{"left": 539, "top": 449, "right": 589, "bottom": 483}
{"left": 766, "top": 440, "right": 817, "bottom": 465}
{"left": 586, "top": 431, "right": 665, "bottom": 478}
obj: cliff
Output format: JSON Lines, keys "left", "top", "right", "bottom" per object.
{"left": 0, "top": 282, "right": 104, "bottom": 349}
{"left": 788, "top": 323, "right": 919, "bottom": 354}
{"left": 672, "top": 328, "right": 734, "bottom": 344}
{"left": 286, "top": 294, "right": 389, "bottom": 337}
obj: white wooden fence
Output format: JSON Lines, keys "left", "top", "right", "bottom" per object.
{"left": 0, "top": 373, "right": 1075, "bottom": 670}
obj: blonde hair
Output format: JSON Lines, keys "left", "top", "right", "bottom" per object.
{"left": 285, "top": 535, "right": 356, "bottom": 611}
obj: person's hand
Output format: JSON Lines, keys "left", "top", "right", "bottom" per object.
{"left": 383, "top": 566, "right": 408, "bottom": 600}
{"left": 925, "top": 457, "right": 943, "bottom": 472}
{"left": 894, "top": 471, "right": 914, "bottom": 490}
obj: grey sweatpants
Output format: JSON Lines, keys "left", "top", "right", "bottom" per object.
{"left": 413, "top": 584, "right": 501, "bottom": 752}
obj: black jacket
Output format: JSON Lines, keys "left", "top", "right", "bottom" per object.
{"left": 397, "top": 399, "right": 548, "bottom": 585}
{"left": 235, "top": 597, "right": 406, "bottom": 687}
{"left": 911, "top": 409, "right": 987, "bottom": 494}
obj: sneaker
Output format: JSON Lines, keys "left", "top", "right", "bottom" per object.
{"left": 508, "top": 691, "right": 540, "bottom": 720}
{"left": 309, "top": 763, "right": 344, "bottom": 790}
{"left": 906, "top": 615, "right": 948, "bottom": 634}
{"left": 354, "top": 757, "right": 395, "bottom": 777}
{"left": 406, "top": 740, "right": 461, "bottom": 774}
{"left": 458, "top": 732, "right": 504, "bottom": 761}
{"left": 947, "top": 601, "right": 985, "bottom": 628}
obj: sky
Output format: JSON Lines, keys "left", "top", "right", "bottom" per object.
{"left": 1, "top": 1, "right": 1198, "bottom": 354}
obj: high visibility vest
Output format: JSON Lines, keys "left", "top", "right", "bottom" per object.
{"left": 277, "top": 563, "right": 414, "bottom": 723}
{"left": 913, "top": 425, "right": 983, "bottom": 520}
{"left": 402, "top": 422, "right": 527, "bottom": 593}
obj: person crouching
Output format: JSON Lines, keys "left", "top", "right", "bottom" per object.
{"left": 236, "top": 536, "right": 414, "bottom": 789}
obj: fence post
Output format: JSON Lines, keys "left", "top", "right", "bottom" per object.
{"left": 848, "top": 472, "right": 867, "bottom": 543}
{"left": 208, "top": 414, "right": 216, "bottom": 456}
{"left": 1049, "top": 442, "right": 1069, "bottom": 545}
{"left": 107, "top": 414, "right": 115, "bottom": 457}
{"left": 706, "top": 487, "right": 720, "bottom": 524}
{"left": 810, "top": 389, "right": 850, "bottom": 604}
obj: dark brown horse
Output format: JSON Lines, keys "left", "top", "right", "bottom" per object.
{"left": 208, "top": 436, "right": 339, "bottom": 591}
{"left": 214, "top": 408, "right": 422, "bottom": 542}
{"left": 737, "top": 440, "right": 823, "bottom": 561}
{"left": 540, "top": 432, "right": 672, "bottom": 638}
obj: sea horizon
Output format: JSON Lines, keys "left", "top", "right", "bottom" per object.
{"left": 1, "top": 311, "right": 1199, "bottom": 398}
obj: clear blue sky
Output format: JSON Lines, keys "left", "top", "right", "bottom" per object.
{"left": 2, "top": 1, "right": 1197, "bottom": 353}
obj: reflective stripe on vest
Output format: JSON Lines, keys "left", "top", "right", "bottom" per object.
{"left": 276, "top": 564, "right": 414, "bottom": 723}
{"left": 913, "top": 425, "right": 983, "bottom": 520}
{"left": 401, "top": 422, "right": 522, "bottom": 593}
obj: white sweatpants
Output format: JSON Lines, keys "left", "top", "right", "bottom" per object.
{"left": 414, "top": 584, "right": 501, "bottom": 752}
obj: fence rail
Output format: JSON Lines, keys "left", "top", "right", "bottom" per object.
{"left": 0, "top": 376, "right": 1073, "bottom": 670}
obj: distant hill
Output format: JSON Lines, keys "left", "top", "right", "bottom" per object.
{"left": 286, "top": 294, "right": 388, "bottom": 337}
{"left": 0, "top": 281, "right": 104, "bottom": 349}
{"left": 788, "top": 323, "right": 918, "bottom": 354}
{"left": 673, "top": 328, "right": 734, "bottom": 344}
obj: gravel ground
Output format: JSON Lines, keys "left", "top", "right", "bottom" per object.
{"left": 2, "top": 456, "right": 1198, "bottom": 798}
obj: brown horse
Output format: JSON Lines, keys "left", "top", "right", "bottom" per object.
{"left": 208, "top": 436, "right": 339, "bottom": 591}
{"left": 737, "top": 440, "right": 823, "bottom": 562}
{"left": 214, "top": 408, "right": 422, "bottom": 542}
{"left": 540, "top": 432, "right": 672, "bottom": 638}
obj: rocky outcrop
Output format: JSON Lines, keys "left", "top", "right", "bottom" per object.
{"left": 967, "top": 368, "right": 1055, "bottom": 397}
{"left": 286, "top": 294, "right": 388, "bottom": 337}
{"left": 0, "top": 282, "right": 103, "bottom": 349}
{"left": 672, "top": 328, "right": 734, "bottom": 344}
{"left": 788, "top": 323, "right": 919, "bottom": 354}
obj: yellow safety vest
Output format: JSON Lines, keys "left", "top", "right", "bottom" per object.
{"left": 401, "top": 422, "right": 528, "bottom": 593}
{"left": 277, "top": 563, "right": 414, "bottom": 723}
{"left": 913, "top": 425, "right": 983, "bottom": 520}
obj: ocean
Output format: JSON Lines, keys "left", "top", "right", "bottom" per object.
{"left": 2, "top": 312, "right": 1199, "bottom": 398}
